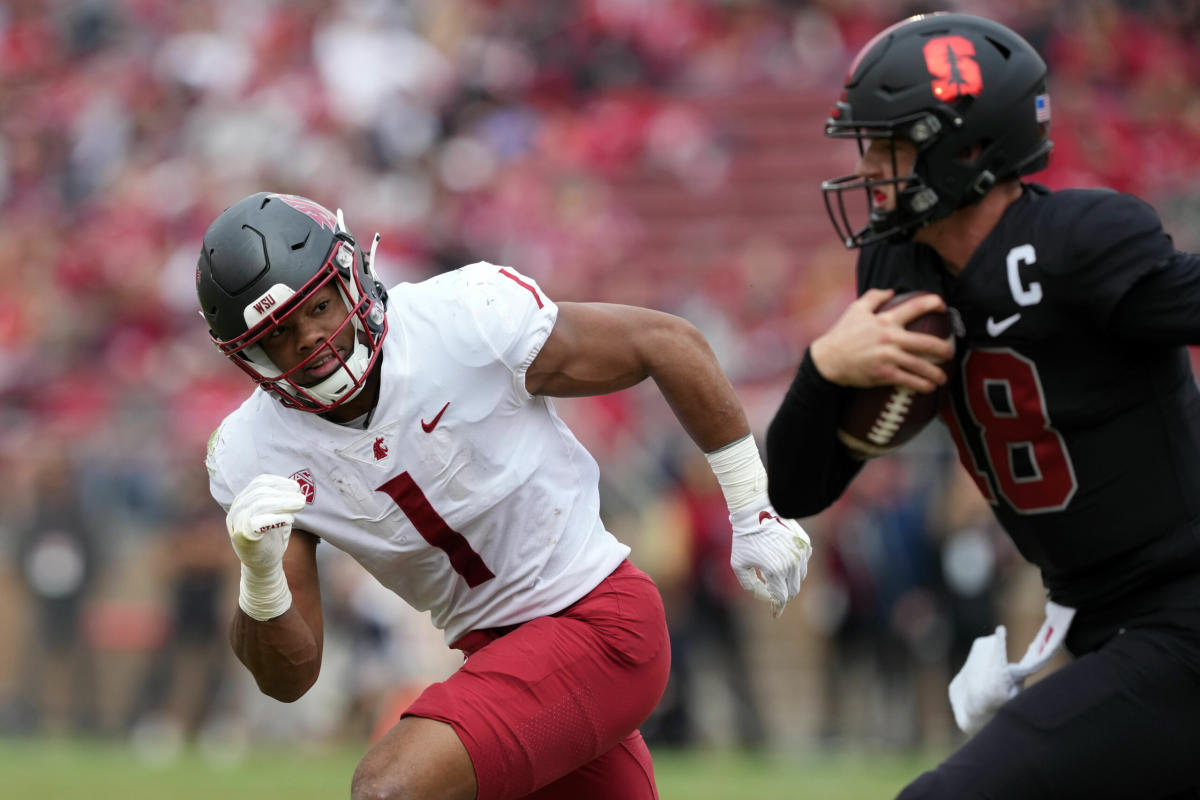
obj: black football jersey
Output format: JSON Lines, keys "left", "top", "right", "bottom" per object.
{"left": 858, "top": 183, "right": 1200, "bottom": 608}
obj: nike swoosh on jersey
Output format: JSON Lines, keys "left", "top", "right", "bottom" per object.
{"left": 421, "top": 402, "right": 450, "bottom": 433}
{"left": 986, "top": 313, "right": 1021, "bottom": 337}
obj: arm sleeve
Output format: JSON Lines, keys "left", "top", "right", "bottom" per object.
{"left": 766, "top": 348, "right": 865, "bottom": 519}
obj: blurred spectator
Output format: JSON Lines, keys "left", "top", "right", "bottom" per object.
{"left": 124, "top": 470, "right": 236, "bottom": 748}
{"left": 813, "top": 454, "right": 945, "bottom": 749}
{"left": 931, "top": 459, "right": 1018, "bottom": 704}
{"left": 646, "top": 446, "right": 767, "bottom": 751}
{"left": 316, "top": 549, "right": 464, "bottom": 745}
{"left": 5, "top": 452, "right": 101, "bottom": 736}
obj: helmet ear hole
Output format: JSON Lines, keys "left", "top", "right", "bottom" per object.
{"left": 955, "top": 143, "right": 985, "bottom": 162}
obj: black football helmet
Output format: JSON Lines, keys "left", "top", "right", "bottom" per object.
{"left": 196, "top": 192, "right": 389, "bottom": 412}
{"left": 822, "top": 12, "right": 1053, "bottom": 248}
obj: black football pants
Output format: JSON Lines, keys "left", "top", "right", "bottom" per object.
{"left": 896, "top": 619, "right": 1200, "bottom": 800}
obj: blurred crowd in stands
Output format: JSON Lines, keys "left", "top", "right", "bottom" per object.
{"left": 3, "top": 0, "right": 1200, "bottom": 755}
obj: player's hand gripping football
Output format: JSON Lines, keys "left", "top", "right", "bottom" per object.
{"left": 729, "top": 504, "right": 812, "bottom": 618}
{"left": 226, "top": 474, "right": 308, "bottom": 621}
{"left": 810, "top": 289, "right": 953, "bottom": 393}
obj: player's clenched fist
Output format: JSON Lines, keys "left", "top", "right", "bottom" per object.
{"left": 227, "top": 474, "right": 308, "bottom": 620}
{"left": 705, "top": 433, "right": 813, "bottom": 618}
{"left": 729, "top": 505, "right": 811, "bottom": 618}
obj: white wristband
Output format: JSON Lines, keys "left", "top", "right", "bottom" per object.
{"left": 239, "top": 563, "right": 293, "bottom": 622}
{"left": 705, "top": 433, "right": 769, "bottom": 511}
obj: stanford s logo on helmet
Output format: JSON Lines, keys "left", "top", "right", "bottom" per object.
{"left": 822, "top": 13, "right": 1053, "bottom": 248}
{"left": 196, "top": 192, "right": 390, "bottom": 412}
{"left": 923, "top": 36, "right": 983, "bottom": 101}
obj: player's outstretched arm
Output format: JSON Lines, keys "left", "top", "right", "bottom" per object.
{"left": 526, "top": 301, "right": 747, "bottom": 450}
{"left": 527, "top": 302, "right": 811, "bottom": 616}
{"left": 226, "top": 475, "right": 325, "bottom": 702}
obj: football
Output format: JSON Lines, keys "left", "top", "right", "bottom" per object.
{"left": 836, "top": 291, "right": 959, "bottom": 458}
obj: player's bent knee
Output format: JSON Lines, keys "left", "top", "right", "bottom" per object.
{"left": 351, "top": 717, "right": 477, "bottom": 800}
{"left": 349, "top": 776, "right": 383, "bottom": 800}
{"left": 350, "top": 767, "right": 392, "bottom": 800}
{"left": 351, "top": 756, "right": 409, "bottom": 800}
{"left": 350, "top": 758, "right": 457, "bottom": 800}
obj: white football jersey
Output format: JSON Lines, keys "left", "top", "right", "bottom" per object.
{"left": 207, "top": 262, "right": 631, "bottom": 644}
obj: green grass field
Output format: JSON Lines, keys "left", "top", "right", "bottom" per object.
{"left": 0, "top": 739, "right": 944, "bottom": 799}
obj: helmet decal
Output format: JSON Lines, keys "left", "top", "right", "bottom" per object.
{"left": 1036, "top": 93, "right": 1052, "bottom": 123}
{"left": 924, "top": 36, "right": 983, "bottom": 101}
{"left": 243, "top": 283, "right": 295, "bottom": 328}
{"left": 290, "top": 469, "right": 316, "bottom": 504}
{"left": 273, "top": 193, "right": 338, "bottom": 232}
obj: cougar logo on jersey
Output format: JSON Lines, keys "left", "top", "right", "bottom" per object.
{"left": 374, "top": 437, "right": 389, "bottom": 461}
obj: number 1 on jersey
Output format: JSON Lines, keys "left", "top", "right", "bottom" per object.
{"left": 377, "top": 473, "right": 496, "bottom": 588}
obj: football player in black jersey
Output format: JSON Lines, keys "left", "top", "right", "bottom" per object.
{"left": 767, "top": 12, "right": 1200, "bottom": 800}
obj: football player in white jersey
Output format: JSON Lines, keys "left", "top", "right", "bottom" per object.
{"left": 197, "top": 192, "right": 811, "bottom": 800}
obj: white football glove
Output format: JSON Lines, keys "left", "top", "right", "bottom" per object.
{"left": 947, "top": 625, "right": 1018, "bottom": 736}
{"left": 226, "top": 474, "right": 308, "bottom": 621}
{"left": 729, "top": 504, "right": 812, "bottom": 618}
{"left": 948, "top": 601, "right": 1076, "bottom": 736}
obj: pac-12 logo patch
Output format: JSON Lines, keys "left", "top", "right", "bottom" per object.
{"left": 290, "top": 469, "right": 316, "bottom": 504}
{"left": 923, "top": 36, "right": 983, "bottom": 102}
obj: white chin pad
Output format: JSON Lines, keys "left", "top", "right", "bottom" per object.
{"left": 303, "top": 339, "right": 370, "bottom": 405}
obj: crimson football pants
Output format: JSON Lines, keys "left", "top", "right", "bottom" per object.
{"left": 404, "top": 559, "right": 670, "bottom": 800}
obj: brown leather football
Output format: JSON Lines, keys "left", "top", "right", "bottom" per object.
{"left": 836, "top": 291, "right": 958, "bottom": 458}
